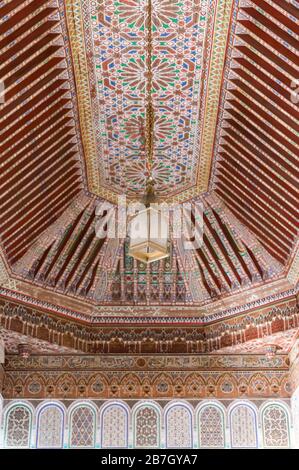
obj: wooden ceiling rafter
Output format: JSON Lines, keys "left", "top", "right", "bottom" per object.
{"left": 0, "top": 0, "right": 84, "bottom": 266}
{"left": 35, "top": 207, "right": 88, "bottom": 283}
{"left": 213, "top": 0, "right": 299, "bottom": 267}
{"left": 44, "top": 199, "right": 96, "bottom": 287}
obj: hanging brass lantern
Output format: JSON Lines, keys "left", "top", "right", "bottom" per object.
{"left": 128, "top": 180, "right": 169, "bottom": 264}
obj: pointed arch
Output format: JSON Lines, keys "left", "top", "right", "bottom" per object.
{"left": 120, "top": 373, "right": 142, "bottom": 398}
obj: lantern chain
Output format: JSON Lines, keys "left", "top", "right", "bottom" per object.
{"left": 145, "top": 0, "right": 154, "bottom": 182}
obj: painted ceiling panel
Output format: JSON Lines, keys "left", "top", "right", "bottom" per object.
{"left": 88, "top": 0, "right": 209, "bottom": 196}
{"left": 66, "top": 0, "right": 233, "bottom": 201}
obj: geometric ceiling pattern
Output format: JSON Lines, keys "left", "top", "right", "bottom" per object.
{"left": 66, "top": 0, "right": 233, "bottom": 202}
{"left": 90, "top": 0, "right": 208, "bottom": 197}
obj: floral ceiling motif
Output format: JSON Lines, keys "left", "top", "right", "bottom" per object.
{"left": 66, "top": 0, "right": 233, "bottom": 201}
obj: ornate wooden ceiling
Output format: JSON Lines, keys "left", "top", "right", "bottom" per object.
{"left": 65, "top": 0, "right": 233, "bottom": 202}
{"left": 0, "top": 0, "right": 298, "bottom": 357}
